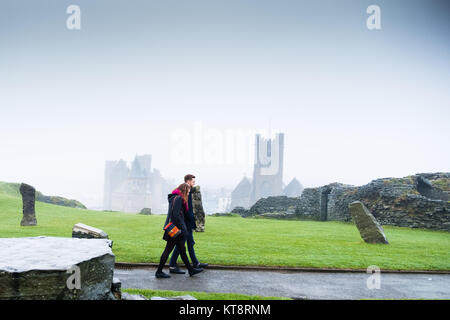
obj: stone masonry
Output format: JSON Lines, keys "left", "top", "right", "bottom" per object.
{"left": 236, "top": 173, "right": 450, "bottom": 231}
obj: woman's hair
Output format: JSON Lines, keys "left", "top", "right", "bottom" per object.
{"left": 177, "top": 183, "right": 190, "bottom": 203}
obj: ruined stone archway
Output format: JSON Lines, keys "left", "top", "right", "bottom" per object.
{"left": 415, "top": 176, "right": 449, "bottom": 201}
{"left": 416, "top": 176, "right": 433, "bottom": 198}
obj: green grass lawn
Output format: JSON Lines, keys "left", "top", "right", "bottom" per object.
{"left": 1, "top": 192, "right": 449, "bottom": 270}
{"left": 122, "top": 288, "right": 290, "bottom": 300}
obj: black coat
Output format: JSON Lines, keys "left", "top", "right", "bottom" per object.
{"left": 163, "top": 194, "right": 188, "bottom": 241}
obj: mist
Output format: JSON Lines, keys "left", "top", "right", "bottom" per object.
{"left": 0, "top": 0, "right": 449, "bottom": 209}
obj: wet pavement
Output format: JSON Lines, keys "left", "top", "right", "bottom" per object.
{"left": 114, "top": 267, "right": 450, "bottom": 300}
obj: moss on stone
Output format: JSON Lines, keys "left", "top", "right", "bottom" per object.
{"left": 431, "top": 178, "right": 450, "bottom": 192}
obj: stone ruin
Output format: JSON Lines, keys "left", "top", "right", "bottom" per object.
{"left": 20, "top": 183, "right": 37, "bottom": 226}
{"left": 192, "top": 186, "right": 206, "bottom": 232}
{"left": 349, "top": 201, "right": 388, "bottom": 244}
{"left": 230, "top": 133, "right": 304, "bottom": 210}
{"left": 235, "top": 196, "right": 298, "bottom": 218}
{"left": 139, "top": 208, "right": 152, "bottom": 215}
{"left": 0, "top": 237, "right": 117, "bottom": 300}
{"left": 234, "top": 172, "right": 450, "bottom": 231}
{"left": 103, "top": 154, "right": 171, "bottom": 214}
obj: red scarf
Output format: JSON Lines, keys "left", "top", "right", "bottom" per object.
{"left": 172, "top": 188, "right": 189, "bottom": 212}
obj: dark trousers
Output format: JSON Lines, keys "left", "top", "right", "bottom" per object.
{"left": 157, "top": 234, "right": 193, "bottom": 273}
{"left": 169, "top": 228, "right": 199, "bottom": 268}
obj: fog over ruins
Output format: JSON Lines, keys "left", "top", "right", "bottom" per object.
{"left": 103, "top": 132, "right": 303, "bottom": 214}
{"left": 0, "top": 1, "right": 448, "bottom": 211}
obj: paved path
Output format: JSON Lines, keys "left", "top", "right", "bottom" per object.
{"left": 114, "top": 267, "right": 450, "bottom": 300}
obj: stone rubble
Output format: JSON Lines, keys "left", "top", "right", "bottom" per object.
{"left": 72, "top": 223, "right": 109, "bottom": 240}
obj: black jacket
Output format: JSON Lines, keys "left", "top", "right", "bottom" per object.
{"left": 163, "top": 193, "right": 188, "bottom": 241}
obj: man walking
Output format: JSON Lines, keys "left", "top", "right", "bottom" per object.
{"left": 169, "top": 174, "right": 208, "bottom": 274}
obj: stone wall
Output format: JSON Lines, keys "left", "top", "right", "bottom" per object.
{"left": 326, "top": 174, "right": 450, "bottom": 231}
{"left": 248, "top": 196, "right": 298, "bottom": 215}
{"left": 294, "top": 188, "right": 321, "bottom": 220}
{"left": 237, "top": 173, "right": 450, "bottom": 231}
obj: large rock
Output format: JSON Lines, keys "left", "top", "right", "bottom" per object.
{"left": 349, "top": 201, "right": 388, "bottom": 244}
{"left": 72, "top": 223, "right": 109, "bottom": 239}
{"left": 20, "top": 183, "right": 37, "bottom": 226}
{"left": 0, "top": 236, "right": 116, "bottom": 300}
{"left": 192, "top": 186, "right": 206, "bottom": 232}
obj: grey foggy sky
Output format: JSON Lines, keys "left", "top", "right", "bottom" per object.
{"left": 0, "top": 0, "right": 449, "bottom": 207}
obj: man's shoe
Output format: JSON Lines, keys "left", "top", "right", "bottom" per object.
{"left": 189, "top": 267, "right": 204, "bottom": 277}
{"left": 155, "top": 271, "right": 171, "bottom": 278}
{"left": 194, "top": 263, "right": 209, "bottom": 268}
{"left": 169, "top": 267, "right": 186, "bottom": 274}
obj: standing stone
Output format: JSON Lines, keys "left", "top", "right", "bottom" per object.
{"left": 192, "top": 186, "right": 205, "bottom": 232}
{"left": 20, "top": 183, "right": 37, "bottom": 226}
{"left": 349, "top": 201, "right": 388, "bottom": 244}
{"left": 139, "top": 208, "right": 152, "bottom": 215}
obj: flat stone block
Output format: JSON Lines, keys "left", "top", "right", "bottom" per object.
{"left": 72, "top": 223, "right": 109, "bottom": 239}
{"left": 0, "top": 236, "right": 115, "bottom": 300}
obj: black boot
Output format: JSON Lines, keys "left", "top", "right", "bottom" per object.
{"left": 194, "top": 262, "right": 209, "bottom": 268}
{"left": 155, "top": 270, "right": 171, "bottom": 278}
{"left": 189, "top": 267, "right": 204, "bottom": 277}
{"left": 169, "top": 266, "right": 186, "bottom": 274}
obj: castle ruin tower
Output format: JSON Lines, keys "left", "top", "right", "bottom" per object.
{"left": 103, "top": 159, "right": 128, "bottom": 211}
{"left": 250, "top": 133, "right": 284, "bottom": 205}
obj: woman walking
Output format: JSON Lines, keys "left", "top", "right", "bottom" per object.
{"left": 155, "top": 183, "right": 204, "bottom": 278}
